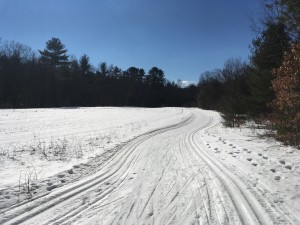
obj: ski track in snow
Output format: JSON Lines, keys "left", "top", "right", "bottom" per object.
{"left": 0, "top": 108, "right": 299, "bottom": 225}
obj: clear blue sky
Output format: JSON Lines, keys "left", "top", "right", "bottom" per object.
{"left": 0, "top": 0, "right": 262, "bottom": 83}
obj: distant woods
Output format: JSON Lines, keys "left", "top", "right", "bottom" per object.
{"left": 197, "top": 0, "right": 299, "bottom": 147}
{"left": 0, "top": 37, "right": 197, "bottom": 108}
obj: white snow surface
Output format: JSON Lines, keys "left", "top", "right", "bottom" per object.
{"left": 0, "top": 107, "right": 299, "bottom": 225}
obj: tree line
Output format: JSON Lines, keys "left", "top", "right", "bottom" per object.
{"left": 197, "top": 0, "right": 299, "bottom": 147}
{"left": 0, "top": 0, "right": 298, "bottom": 147}
{"left": 0, "top": 38, "right": 197, "bottom": 108}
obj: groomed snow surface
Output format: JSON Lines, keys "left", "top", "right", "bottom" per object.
{"left": 0, "top": 107, "right": 299, "bottom": 225}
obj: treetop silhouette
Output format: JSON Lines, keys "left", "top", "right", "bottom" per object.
{"left": 39, "top": 38, "right": 69, "bottom": 67}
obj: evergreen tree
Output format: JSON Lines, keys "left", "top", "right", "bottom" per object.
{"left": 109, "top": 66, "right": 122, "bottom": 78}
{"left": 145, "top": 67, "right": 166, "bottom": 89}
{"left": 197, "top": 70, "right": 223, "bottom": 110}
{"left": 220, "top": 59, "right": 249, "bottom": 127}
{"left": 248, "top": 21, "right": 291, "bottom": 118}
{"left": 99, "top": 62, "right": 108, "bottom": 78}
{"left": 69, "top": 57, "right": 79, "bottom": 74}
{"left": 275, "top": 0, "right": 300, "bottom": 39}
{"left": 79, "top": 54, "right": 91, "bottom": 76}
{"left": 39, "top": 38, "right": 69, "bottom": 67}
{"left": 125, "top": 67, "right": 140, "bottom": 81}
{"left": 137, "top": 68, "right": 145, "bottom": 83}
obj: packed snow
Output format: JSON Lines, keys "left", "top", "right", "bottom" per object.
{"left": 0, "top": 107, "right": 299, "bottom": 225}
{"left": 0, "top": 107, "right": 190, "bottom": 188}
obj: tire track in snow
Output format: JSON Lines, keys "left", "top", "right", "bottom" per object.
{"left": 179, "top": 116, "right": 238, "bottom": 225}
{"left": 177, "top": 137, "right": 211, "bottom": 225}
{"left": 99, "top": 111, "right": 296, "bottom": 225}
{"left": 182, "top": 118, "right": 240, "bottom": 225}
{"left": 109, "top": 110, "right": 245, "bottom": 225}
{"left": 47, "top": 115, "right": 196, "bottom": 225}
{"left": 2, "top": 109, "right": 296, "bottom": 225}
{"left": 0, "top": 112, "right": 195, "bottom": 225}
{"left": 187, "top": 112, "right": 293, "bottom": 225}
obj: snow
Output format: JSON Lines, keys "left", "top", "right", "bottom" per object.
{"left": 0, "top": 107, "right": 299, "bottom": 225}
{"left": 0, "top": 107, "right": 189, "bottom": 188}
{"left": 202, "top": 120, "right": 300, "bottom": 223}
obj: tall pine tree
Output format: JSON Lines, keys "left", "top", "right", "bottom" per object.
{"left": 247, "top": 21, "right": 291, "bottom": 118}
{"left": 39, "top": 38, "right": 69, "bottom": 68}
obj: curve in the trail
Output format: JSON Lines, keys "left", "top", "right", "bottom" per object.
{"left": 1, "top": 109, "right": 296, "bottom": 225}
{"left": 0, "top": 112, "right": 195, "bottom": 225}
{"left": 187, "top": 115, "right": 269, "bottom": 225}
{"left": 187, "top": 111, "right": 297, "bottom": 225}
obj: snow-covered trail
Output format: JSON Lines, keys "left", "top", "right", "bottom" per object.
{"left": 0, "top": 109, "right": 298, "bottom": 225}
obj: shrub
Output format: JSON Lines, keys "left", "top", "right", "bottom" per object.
{"left": 271, "top": 43, "right": 300, "bottom": 147}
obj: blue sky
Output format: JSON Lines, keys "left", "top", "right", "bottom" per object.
{"left": 0, "top": 0, "right": 262, "bottom": 83}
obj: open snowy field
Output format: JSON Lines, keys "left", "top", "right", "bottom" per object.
{"left": 0, "top": 107, "right": 299, "bottom": 225}
{"left": 0, "top": 107, "right": 190, "bottom": 188}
